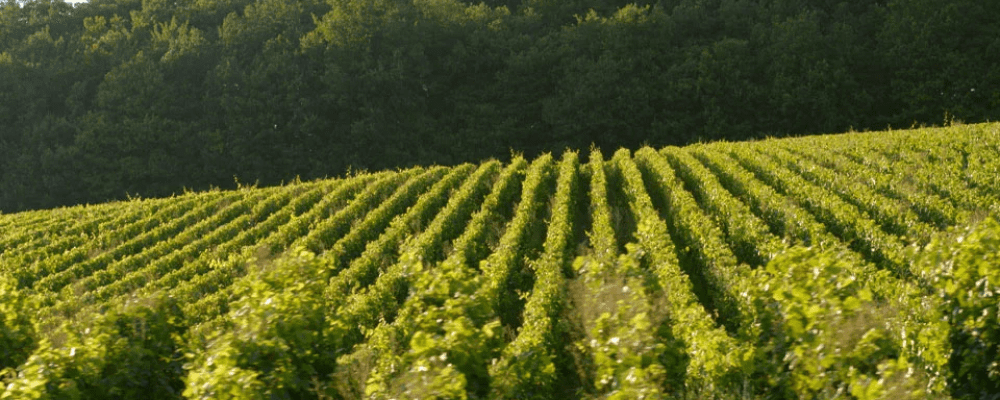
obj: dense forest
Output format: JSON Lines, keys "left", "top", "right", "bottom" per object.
{"left": 1, "top": 0, "right": 998, "bottom": 212}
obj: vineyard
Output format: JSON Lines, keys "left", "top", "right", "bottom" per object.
{"left": 2, "top": 123, "right": 1000, "bottom": 399}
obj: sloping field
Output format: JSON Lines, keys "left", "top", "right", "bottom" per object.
{"left": 2, "top": 123, "right": 1000, "bottom": 399}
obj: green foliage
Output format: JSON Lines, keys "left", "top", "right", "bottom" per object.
{"left": 3, "top": 294, "right": 186, "bottom": 400}
{"left": 572, "top": 246, "right": 671, "bottom": 398}
{"left": 915, "top": 218, "right": 1000, "bottom": 398}
{"left": 0, "top": 275, "right": 35, "bottom": 373}
{"left": 728, "top": 145, "right": 911, "bottom": 277}
{"left": 185, "top": 166, "right": 454, "bottom": 399}
{"left": 359, "top": 158, "right": 525, "bottom": 398}
{"left": 488, "top": 152, "right": 579, "bottom": 399}
{"left": 363, "top": 256, "right": 502, "bottom": 399}
{"left": 2, "top": 0, "right": 1000, "bottom": 212}
{"left": 182, "top": 248, "right": 330, "bottom": 400}
{"left": 2, "top": 125, "right": 1000, "bottom": 399}
{"left": 747, "top": 247, "right": 932, "bottom": 399}
{"left": 661, "top": 147, "right": 785, "bottom": 268}
{"left": 613, "top": 148, "right": 752, "bottom": 397}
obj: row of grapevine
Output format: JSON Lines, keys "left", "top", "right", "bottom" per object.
{"left": 43, "top": 185, "right": 305, "bottom": 316}
{"left": 3, "top": 123, "right": 1000, "bottom": 399}
{"left": 832, "top": 134, "right": 998, "bottom": 218}
{"left": 1, "top": 179, "right": 348, "bottom": 397}
{"left": 0, "top": 208, "right": 107, "bottom": 256}
{"left": 783, "top": 144, "right": 966, "bottom": 228}
{"left": 2, "top": 184, "right": 339, "bottom": 398}
{"left": 2, "top": 194, "right": 201, "bottom": 289}
{"left": 691, "top": 148, "right": 833, "bottom": 252}
{"left": 911, "top": 218, "right": 1000, "bottom": 397}
{"left": 3, "top": 290, "right": 190, "bottom": 398}
{"left": 685, "top": 145, "right": 950, "bottom": 396}
{"left": 1, "top": 210, "right": 129, "bottom": 284}
{"left": 488, "top": 151, "right": 579, "bottom": 399}
{"left": 725, "top": 145, "right": 912, "bottom": 277}
{"left": 811, "top": 130, "right": 994, "bottom": 220}
{"left": 963, "top": 127, "right": 1000, "bottom": 199}
{"left": 766, "top": 145, "right": 938, "bottom": 244}
{"left": 634, "top": 147, "right": 885, "bottom": 397}
{"left": 661, "top": 147, "right": 785, "bottom": 268}
{"left": 184, "top": 166, "right": 459, "bottom": 398}
{"left": 568, "top": 148, "right": 677, "bottom": 397}
{"left": 169, "top": 171, "right": 396, "bottom": 324}
{"left": 63, "top": 181, "right": 334, "bottom": 314}
{"left": 0, "top": 273, "right": 33, "bottom": 372}
{"left": 0, "top": 210, "right": 117, "bottom": 274}
{"left": 29, "top": 191, "right": 241, "bottom": 298}
{"left": 3, "top": 170, "right": 425, "bottom": 399}
{"left": 634, "top": 148, "right": 755, "bottom": 336}
{"left": 356, "top": 158, "right": 528, "bottom": 398}
{"left": 322, "top": 161, "right": 501, "bottom": 397}
{"left": 612, "top": 148, "right": 749, "bottom": 397}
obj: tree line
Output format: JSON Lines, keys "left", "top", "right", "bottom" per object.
{"left": 1, "top": 0, "right": 997, "bottom": 212}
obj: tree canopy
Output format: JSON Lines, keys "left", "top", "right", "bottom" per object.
{"left": 2, "top": 0, "right": 997, "bottom": 212}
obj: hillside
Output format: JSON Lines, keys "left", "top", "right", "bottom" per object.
{"left": 2, "top": 123, "right": 1000, "bottom": 398}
